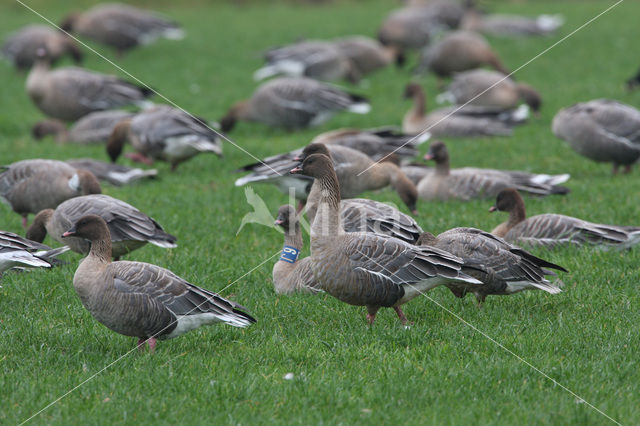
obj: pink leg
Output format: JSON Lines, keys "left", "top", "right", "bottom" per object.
{"left": 147, "top": 337, "right": 157, "bottom": 353}
{"left": 22, "top": 215, "right": 29, "bottom": 230}
{"left": 296, "top": 200, "right": 306, "bottom": 213}
{"left": 366, "top": 305, "right": 379, "bottom": 326}
{"left": 393, "top": 306, "right": 409, "bottom": 325}
{"left": 125, "top": 152, "right": 154, "bottom": 166}
{"left": 137, "top": 338, "right": 146, "bottom": 352}
{"left": 623, "top": 165, "right": 632, "bottom": 174}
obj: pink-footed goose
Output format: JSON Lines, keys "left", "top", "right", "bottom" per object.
{"left": 0, "top": 159, "right": 101, "bottom": 228}
{"left": 32, "top": 110, "right": 135, "bottom": 144}
{"left": 490, "top": 188, "right": 640, "bottom": 250}
{"left": 552, "top": 99, "right": 640, "bottom": 174}
{"left": 417, "top": 228, "right": 565, "bottom": 304}
{"left": 461, "top": 9, "right": 564, "bottom": 37}
{"left": 26, "top": 194, "right": 176, "bottom": 259}
{"left": 418, "top": 141, "right": 569, "bottom": 201}
{"left": 62, "top": 215, "right": 255, "bottom": 352}
{"left": 2, "top": 24, "right": 83, "bottom": 70}
{"left": 107, "top": 106, "right": 222, "bottom": 171}
{"left": 333, "top": 36, "right": 403, "bottom": 75}
{"left": 0, "top": 231, "right": 69, "bottom": 276}
{"left": 66, "top": 159, "right": 157, "bottom": 186}
{"left": 26, "top": 48, "right": 153, "bottom": 121}
{"left": 219, "top": 77, "right": 370, "bottom": 132}
{"left": 60, "top": 3, "right": 184, "bottom": 55}
{"left": 290, "top": 153, "right": 483, "bottom": 325}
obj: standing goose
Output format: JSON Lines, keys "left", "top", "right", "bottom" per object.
{"left": 26, "top": 48, "right": 153, "bottom": 121}
{"left": 219, "top": 77, "right": 370, "bottom": 132}
{"left": 0, "top": 159, "right": 101, "bottom": 228}
{"left": 417, "top": 229, "right": 565, "bottom": 304}
{"left": 0, "top": 231, "right": 69, "bottom": 276}
{"left": 62, "top": 215, "right": 255, "bottom": 352}
{"left": 26, "top": 194, "right": 176, "bottom": 259}
{"left": 333, "top": 36, "right": 403, "bottom": 76}
{"left": 2, "top": 24, "right": 83, "bottom": 70}
{"left": 32, "top": 110, "right": 135, "bottom": 144}
{"left": 107, "top": 106, "right": 222, "bottom": 171}
{"left": 418, "top": 141, "right": 569, "bottom": 201}
{"left": 66, "top": 159, "right": 157, "bottom": 186}
{"left": 60, "top": 3, "right": 184, "bottom": 55}
{"left": 490, "top": 188, "right": 640, "bottom": 249}
{"left": 552, "top": 99, "right": 640, "bottom": 174}
{"left": 290, "top": 153, "right": 483, "bottom": 325}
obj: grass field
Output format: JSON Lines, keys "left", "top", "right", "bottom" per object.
{"left": 1, "top": 0, "right": 639, "bottom": 424}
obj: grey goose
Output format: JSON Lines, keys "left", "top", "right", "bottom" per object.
{"left": 32, "top": 110, "right": 135, "bottom": 144}
{"left": 332, "top": 36, "right": 403, "bottom": 76}
{"left": 2, "top": 24, "right": 82, "bottom": 70}
{"left": 66, "top": 159, "right": 157, "bottom": 186}
{"left": 461, "top": 10, "right": 564, "bottom": 37}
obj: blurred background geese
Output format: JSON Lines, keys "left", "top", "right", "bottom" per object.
{"left": 65, "top": 159, "right": 157, "bottom": 186}
{"left": 0, "top": 231, "right": 69, "bottom": 277}
{"left": 332, "top": 36, "right": 404, "bottom": 76}
{"left": 461, "top": 9, "right": 564, "bottom": 37}
{"left": 32, "top": 110, "right": 135, "bottom": 144}
{"left": 2, "top": 24, "right": 82, "bottom": 70}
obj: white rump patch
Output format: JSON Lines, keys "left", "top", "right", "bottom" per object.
{"left": 347, "top": 102, "right": 371, "bottom": 115}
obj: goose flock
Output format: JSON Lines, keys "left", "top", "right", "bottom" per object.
{"left": 1, "top": 0, "right": 639, "bottom": 355}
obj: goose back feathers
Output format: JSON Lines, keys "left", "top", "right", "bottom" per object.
{"left": 0, "top": 231, "right": 69, "bottom": 275}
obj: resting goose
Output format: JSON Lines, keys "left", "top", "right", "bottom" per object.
{"left": 107, "top": 106, "right": 222, "bottom": 171}
{"left": 0, "top": 231, "right": 69, "bottom": 276}
{"left": 26, "top": 194, "right": 176, "bottom": 259}
{"left": 62, "top": 215, "right": 255, "bottom": 351}
{"left": 333, "top": 36, "right": 403, "bottom": 75}
{"left": 418, "top": 141, "right": 569, "bottom": 201}
{"left": 290, "top": 153, "right": 483, "bottom": 325}
{"left": 32, "top": 110, "right": 135, "bottom": 144}
{"left": 490, "top": 188, "right": 640, "bottom": 250}
{"left": 461, "top": 10, "right": 564, "bottom": 37}
{"left": 60, "top": 3, "right": 184, "bottom": 55}
{"left": 403, "top": 83, "right": 520, "bottom": 137}
{"left": 219, "top": 77, "right": 370, "bottom": 132}
{"left": 2, "top": 24, "right": 82, "bottom": 70}
{"left": 417, "top": 229, "right": 565, "bottom": 304}
{"left": 26, "top": 48, "right": 153, "bottom": 121}
{"left": 0, "top": 159, "right": 101, "bottom": 228}
{"left": 552, "top": 99, "right": 640, "bottom": 174}
{"left": 66, "top": 159, "right": 157, "bottom": 186}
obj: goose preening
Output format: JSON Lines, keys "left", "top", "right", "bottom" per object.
{"left": 26, "top": 48, "right": 153, "bottom": 121}
{"left": 0, "top": 159, "right": 101, "bottom": 228}
{"left": 26, "top": 194, "right": 176, "bottom": 259}
{"left": 417, "top": 228, "right": 565, "bottom": 303}
{"left": 403, "top": 83, "right": 523, "bottom": 137}
{"left": 60, "top": 3, "right": 184, "bottom": 55}
{"left": 219, "top": 77, "right": 370, "bottom": 132}
{"left": 490, "top": 188, "right": 640, "bottom": 250}
{"left": 332, "top": 36, "right": 403, "bottom": 76}
{"left": 461, "top": 10, "right": 564, "bottom": 37}
{"left": 417, "top": 141, "right": 569, "bottom": 201}
{"left": 290, "top": 153, "right": 484, "bottom": 325}
{"left": 2, "top": 24, "right": 83, "bottom": 70}
{"left": 106, "top": 106, "right": 222, "bottom": 171}
{"left": 0, "top": 231, "right": 69, "bottom": 276}
{"left": 66, "top": 159, "right": 158, "bottom": 186}
{"left": 62, "top": 215, "right": 255, "bottom": 352}
{"left": 552, "top": 99, "right": 640, "bottom": 174}
{"left": 32, "top": 110, "right": 135, "bottom": 144}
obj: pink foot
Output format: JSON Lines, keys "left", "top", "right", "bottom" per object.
{"left": 137, "top": 337, "right": 157, "bottom": 353}
{"left": 22, "top": 216, "right": 29, "bottom": 230}
{"left": 393, "top": 306, "right": 410, "bottom": 325}
{"left": 366, "top": 313, "right": 377, "bottom": 325}
{"left": 125, "top": 152, "right": 154, "bottom": 166}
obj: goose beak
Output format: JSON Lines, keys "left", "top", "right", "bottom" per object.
{"left": 293, "top": 155, "right": 303, "bottom": 161}
{"left": 274, "top": 219, "right": 284, "bottom": 226}
{"left": 488, "top": 206, "right": 497, "bottom": 212}
{"left": 290, "top": 166, "right": 303, "bottom": 174}
{"left": 423, "top": 153, "right": 434, "bottom": 161}
{"left": 62, "top": 226, "right": 77, "bottom": 237}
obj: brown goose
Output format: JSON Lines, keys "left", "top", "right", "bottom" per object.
{"left": 60, "top": 3, "right": 184, "bottom": 55}
{"left": 219, "top": 77, "right": 370, "bottom": 132}
{"left": 418, "top": 141, "right": 569, "bottom": 201}
{"left": 2, "top": 24, "right": 82, "bottom": 70}
{"left": 32, "top": 110, "right": 135, "bottom": 144}
{"left": 290, "top": 153, "right": 483, "bottom": 325}
{"left": 0, "top": 231, "right": 69, "bottom": 276}
{"left": 62, "top": 215, "right": 255, "bottom": 352}
{"left": 272, "top": 205, "right": 318, "bottom": 294}
{"left": 107, "top": 106, "right": 222, "bottom": 171}
{"left": 26, "top": 48, "right": 152, "bottom": 121}
{"left": 461, "top": 9, "right": 564, "bottom": 37}
{"left": 417, "top": 229, "right": 565, "bottom": 304}
{"left": 333, "top": 36, "right": 403, "bottom": 75}
{"left": 490, "top": 188, "right": 640, "bottom": 250}
{"left": 66, "top": 159, "right": 157, "bottom": 186}
{"left": 552, "top": 99, "right": 640, "bottom": 174}
{"left": 0, "top": 159, "right": 101, "bottom": 228}
{"left": 26, "top": 194, "right": 176, "bottom": 259}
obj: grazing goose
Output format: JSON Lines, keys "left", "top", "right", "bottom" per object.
{"left": 490, "top": 188, "right": 640, "bottom": 250}
{"left": 416, "top": 31, "right": 510, "bottom": 78}
{"left": 273, "top": 205, "right": 318, "bottom": 294}
{"left": 32, "top": 110, "right": 135, "bottom": 144}
{"left": 403, "top": 83, "right": 520, "bottom": 137}
{"left": 461, "top": 10, "right": 564, "bottom": 37}
{"left": 552, "top": 99, "right": 640, "bottom": 174}
{"left": 0, "top": 159, "right": 101, "bottom": 228}
{"left": 62, "top": 215, "right": 255, "bottom": 352}
{"left": 26, "top": 48, "right": 153, "bottom": 121}
{"left": 255, "top": 40, "right": 359, "bottom": 83}
{"left": 107, "top": 106, "right": 222, "bottom": 171}
{"left": 290, "top": 153, "right": 483, "bottom": 324}
{"left": 60, "top": 3, "right": 184, "bottom": 55}
{"left": 333, "top": 36, "right": 403, "bottom": 75}
{"left": 2, "top": 24, "right": 83, "bottom": 70}
{"left": 417, "top": 229, "right": 565, "bottom": 304}
{"left": 219, "top": 77, "right": 370, "bottom": 132}
{"left": 418, "top": 141, "right": 569, "bottom": 201}
{"left": 66, "top": 159, "right": 157, "bottom": 186}
{"left": 0, "top": 231, "right": 69, "bottom": 276}
{"left": 26, "top": 194, "right": 176, "bottom": 259}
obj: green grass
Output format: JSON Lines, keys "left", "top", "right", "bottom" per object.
{"left": 1, "top": 0, "right": 640, "bottom": 424}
